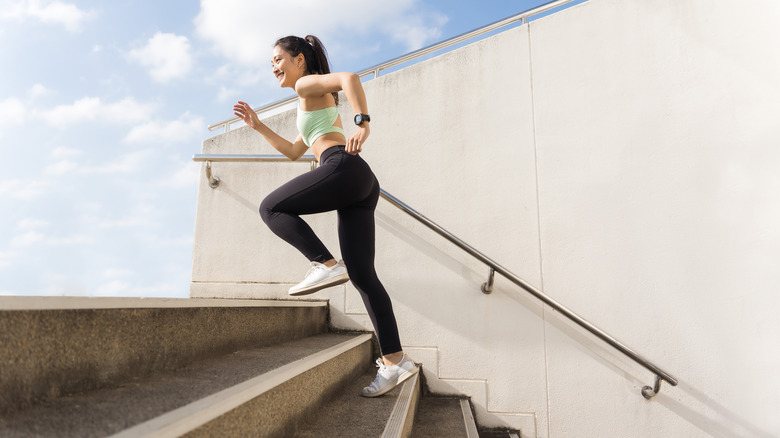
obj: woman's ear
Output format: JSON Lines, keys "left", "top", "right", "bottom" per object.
{"left": 296, "top": 53, "right": 306, "bottom": 70}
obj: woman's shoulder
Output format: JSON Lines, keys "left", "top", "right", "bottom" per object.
{"left": 295, "top": 72, "right": 353, "bottom": 99}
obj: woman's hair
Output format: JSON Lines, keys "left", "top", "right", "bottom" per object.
{"left": 275, "top": 35, "right": 338, "bottom": 105}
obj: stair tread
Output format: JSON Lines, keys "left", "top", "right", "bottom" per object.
{"left": 478, "top": 431, "right": 519, "bottom": 438}
{"left": 0, "top": 332, "right": 361, "bottom": 438}
{"left": 412, "top": 396, "right": 469, "bottom": 438}
{"left": 293, "top": 366, "right": 402, "bottom": 437}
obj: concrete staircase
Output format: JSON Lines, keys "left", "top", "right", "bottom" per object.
{"left": 0, "top": 297, "right": 516, "bottom": 437}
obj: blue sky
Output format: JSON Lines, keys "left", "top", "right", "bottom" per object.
{"left": 0, "top": 0, "right": 584, "bottom": 297}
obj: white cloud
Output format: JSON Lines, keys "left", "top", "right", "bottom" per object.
{"left": 10, "top": 231, "right": 45, "bottom": 247}
{"left": 37, "top": 97, "right": 156, "bottom": 128}
{"left": 51, "top": 146, "right": 83, "bottom": 159}
{"left": 44, "top": 159, "right": 79, "bottom": 176}
{"left": 0, "top": 0, "right": 96, "bottom": 32}
{"left": 124, "top": 112, "right": 204, "bottom": 145}
{"left": 0, "top": 251, "right": 14, "bottom": 269}
{"left": 206, "top": 63, "right": 268, "bottom": 93}
{"left": 0, "top": 97, "right": 26, "bottom": 136}
{"left": 81, "top": 149, "right": 152, "bottom": 174}
{"left": 97, "top": 216, "right": 154, "bottom": 229}
{"left": 46, "top": 234, "right": 93, "bottom": 245}
{"left": 387, "top": 10, "right": 448, "bottom": 50}
{"left": 94, "top": 279, "right": 184, "bottom": 298}
{"left": 29, "top": 83, "right": 52, "bottom": 99}
{"left": 158, "top": 158, "right": 199, "bottom": 189}
{"left": 45, "top": 149, "right": 154, "bottom": 178}
{"left": 128, "top": 32, "right": 194, "bottom": 83}
{"left": 93, "top": 272, "right": 187, "bottom": 297}
{"left": 18, "top": 218, "right": 49, "bottom": 230}
{"left": 216, "top": 86, "right": 238, "bottom": 103}
{"left": 0, "top": 179, "right": 49, "bottom": 200}
{"left": 46, "top": 148, "right": 82, "bottom": 175}
{"left": 194, "top": 0, "right": 448, "bottom": 68}
{"left": 103, "top": 268, "right": 134, "bottom": 279}
{"left": 95, "top": 279, "right": 130, "bottom": 296}
{"left": 86, "top": 200, "right": 156, "bottom": 229}
{"left": 10, "top": 230, "right": 93, "bottom": 247}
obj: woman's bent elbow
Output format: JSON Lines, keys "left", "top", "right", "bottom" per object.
{"left": 288, "top": 150, "right": 306, "bottom": 161}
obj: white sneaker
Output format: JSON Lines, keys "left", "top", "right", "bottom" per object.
{"left": 361, "top": 354, "right": 419, "bottom": 398}
{"left": 288, "top": 260, "right": 349, "bottom": 296}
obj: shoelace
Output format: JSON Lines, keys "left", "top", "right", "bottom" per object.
{"left": 305, "top": 262, "right": 328, "bottom": 277}
{"left": 365, "top": 358, "right": 389, "bottom": 391}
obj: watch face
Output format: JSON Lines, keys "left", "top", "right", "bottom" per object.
{"left": 354, "top": 114, "right": 363, "bottom": 125}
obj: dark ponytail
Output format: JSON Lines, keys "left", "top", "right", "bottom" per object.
{"left": 274, "top": 35, "right": 339, "bottom": 105}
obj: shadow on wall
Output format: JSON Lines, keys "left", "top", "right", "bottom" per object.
{"left": 375, "top": 209, "right": 488, "bottom": 287}
{"left": 540, "top": 306, "right": 775, "bottom": 438}
{"left": 214, "top": 179, "right": 261, "bottom": 213}
{"left": 658, "top": 384, "right": 775, "bottom": 438}
{"left": 374, "top": 209, "right": 537, "bottom": 342}
{"left": 419, "top": 369, "right": 534, "bottom": 435}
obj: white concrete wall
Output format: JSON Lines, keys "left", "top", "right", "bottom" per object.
{"left": 191, "top": 0, "right": 780, "bottom": 436}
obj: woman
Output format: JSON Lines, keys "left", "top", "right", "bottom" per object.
{"left": 233, "top": 35, "right": 417, "bottom": 397}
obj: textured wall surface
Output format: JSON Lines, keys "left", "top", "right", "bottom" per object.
{"left": 192, "top": 0, "right": 780, "bottom": 436}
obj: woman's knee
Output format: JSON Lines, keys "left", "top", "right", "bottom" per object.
{"left": 349, "top": 271, "right": 384, "bottom": 297}
{"left": 259, "top": 196, "right": 276, "bottom": 224}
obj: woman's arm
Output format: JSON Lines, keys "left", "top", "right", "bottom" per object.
{"left": 233, "top": 101, "right": 309, "bottom": 160}
{"left": 296, "top": 73, "right": 370, "bottom": 154}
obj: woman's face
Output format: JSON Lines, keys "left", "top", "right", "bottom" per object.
{"left": 271, "top": 45, "right": 304, "bottom": 89}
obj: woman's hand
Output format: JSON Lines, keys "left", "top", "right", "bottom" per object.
{"left": 346, "top": 124, "right": 369, "bottom": 155}
{"left": 233, "top": 101, "right": 261, "bottom": 130}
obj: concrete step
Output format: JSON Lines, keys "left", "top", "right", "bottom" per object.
{"left": 477, "top": 431, "right": 522, "bottom": 438}
{"left": 294, "top": 363, "right": 421, "bottom": 437}
{"left": 0, "top": 332, "right": 372, "bottom": 437}
{"left": 411, "top": 396, "right": 478, "bottom": 438}
{"left": 1, "top": 297, "right": 504, "bottom": 437}
{"left": 0, "top": 297, "right": 328, "bottom": 414}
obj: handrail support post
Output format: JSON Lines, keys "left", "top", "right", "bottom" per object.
{"left": 481, "top": 267, "right": 495, "bottom": 294}
{"left": 641, "top": 375, "right": 662, "bottom": 400}
{"left": 205, "top": 161, "right": 220, "bottom": 188}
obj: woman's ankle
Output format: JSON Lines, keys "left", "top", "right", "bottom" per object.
{"left": 382, "top": 351, "right": 404, "bottom": 366}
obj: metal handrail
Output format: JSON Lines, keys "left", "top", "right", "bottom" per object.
{"left": 193, "top": 154, "right": 317, "bottom": 188}
{"left": 192, "top": 153, "right": 679, "bottom": 399}
{"left": 207, "top": 0, "right": 581, "bottom": 133}
{"left": 378, "top": 190, "right": 678, "bottom": 399}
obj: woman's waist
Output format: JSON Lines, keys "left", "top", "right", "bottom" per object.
{"left": 316, "top": 144, "right": 372, "bottom": 175}
{"left": 312, "top": 135, "right": 347, "bottom": 161}
{"left": 317, "top": 144, "right": 348, "bottom": 163}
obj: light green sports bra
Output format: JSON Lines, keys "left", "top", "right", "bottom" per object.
{"left": 296, "top": 106, "right": 345, "bottom": 147}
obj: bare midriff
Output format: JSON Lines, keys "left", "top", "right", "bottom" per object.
{"left": 311, "top": 130, "right": 347, "bottom": 161}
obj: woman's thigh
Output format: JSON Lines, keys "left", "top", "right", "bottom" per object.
{"left": 263, "top": 152, "right": 375, "bottom": 215}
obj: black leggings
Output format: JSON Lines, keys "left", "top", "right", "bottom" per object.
{"left": 259, "top": 145, "right": 402, "bottom": 355}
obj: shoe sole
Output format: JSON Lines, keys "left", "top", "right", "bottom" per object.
{"left": 288, "top": 273, "right": 350, "bottom": 296}
{"left": 361, "top": 365, "right": 419, "bottom": 398}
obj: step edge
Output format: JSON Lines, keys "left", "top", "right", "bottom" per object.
{"left": 0, "top": 296, "right": 327, "bottom": 310}
{"left": 459, "top": 399, "right": 480, "bottom": 438}
{"left": 108, "top": 333, "right": 373, "bottom": 438}
{"left": 381, "top": 371, "right": 421, "bottom": 438}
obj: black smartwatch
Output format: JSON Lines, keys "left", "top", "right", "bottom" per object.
{"left": 354, "top": 113, "right": 371, "bottom": 125}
